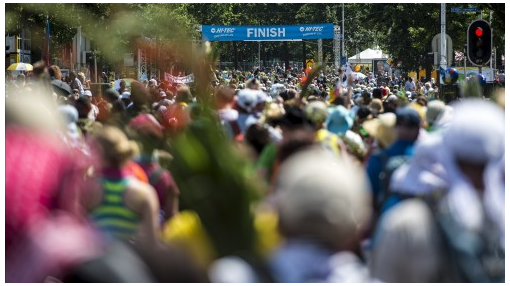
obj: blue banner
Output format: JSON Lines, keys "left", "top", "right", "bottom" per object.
{"left": 451, "top": 6, "right": 478, "bottom": 13}
{"left": 202, "top": 24, "right": 334, "bottom": 42}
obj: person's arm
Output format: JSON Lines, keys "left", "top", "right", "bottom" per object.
{"left": 164, "top": 195, "right": 179, "bottom": 222}
{"left": 163, "top": 173, "right": 180, "bottom": 221}
{"left": 366, "top": 154, "right": 382, "bottom": 202}
{"left": 78, "top": 80, "right": 84, "bottom": 96}
{"left": 140, "top": 184, "right": 161, "bottom": 245}
{"left": 345, "top": 74, "right": 354, "bottom": 109}
{"left": 126, "top": 181, "right": 161, "bottom": 245}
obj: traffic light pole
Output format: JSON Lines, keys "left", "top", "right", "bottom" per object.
{"left": 464, "top": 44, "right": 467, "bottom": 81}
{"left": 440, "top": 4, "right": 447, "bottom": 71}
{"left": 479, "top": 11, "right": 483, "bottom": 74}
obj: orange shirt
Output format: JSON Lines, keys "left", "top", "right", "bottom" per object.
{"left": 125, "top": 160, "right": 149, "bottom": 183}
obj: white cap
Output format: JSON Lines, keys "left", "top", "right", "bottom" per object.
{"left": 275, "top": 148, "right": 372, "bottom": 247}
{"left": 236, "top": 89, "right": 258, "bottom": 112}
{"left": 83, "top": 90, "right": 92, "bottom": 97}
{"left": 255, "top": 90, "right": 271, "bottom": 104}
{"left": 443, "top": 99, "right": 504, "bottom": 164}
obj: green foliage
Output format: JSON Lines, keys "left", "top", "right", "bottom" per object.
{"left": 5, "top": 3, "right": 505, "bottom": 72}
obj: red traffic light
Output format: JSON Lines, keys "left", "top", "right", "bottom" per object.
{"left": 475, "top": 27, "right": 483, "bottom": 37}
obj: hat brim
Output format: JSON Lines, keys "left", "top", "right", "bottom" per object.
{"left": 362, "top": 116, "right": 396, "bottom": 148}
{"left": 362, "top": 119, "right": 380, "bottom": 139}
{"left": 390, "top": 163, "right": 448, "bottom": 196}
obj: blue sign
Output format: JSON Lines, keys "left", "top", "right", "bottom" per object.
{"left": 202, "top": 24, "right": 335, "bottom": 42}
{"left": 451, "top": 7, "right": 478, "bottom": 13}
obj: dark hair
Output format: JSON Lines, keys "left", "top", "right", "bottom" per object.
{"left": 245, "top": 124, "right": 271, "bottom": 155}
{"left": 361, "top": 91, "right": 371, "bottom": 105}
{"left": 276, "top": 132, "right": 316, "bottom": 164}
{"left": 332, "top": 96, "right": 346, "bottom": 106}
{"left": 73, "top": 96, "right": 92, "bottom": 119}
{"left": 130, "top": 81, "right": 150, "bottom": 106}
{"left": 416, "top": 96, "right": 428, "bottom": 107}
{"left": 32, "top": 61, "right": 46, "bottom": 77}
{"left": 104, "top": 88, "right": 120, "bottom": 102}
{"left": 372, "top": 88, "right": 382, "bottom": 100}
{"left": 48, "top": 65, "right": 62, "bottom": 79}
{"left": 176, "top": 85, "right": 193, "bottom": 103}
{"left": 356, "top": 106, "right": 372, "bottom": 120}
{"left": 286, "top": 89, "right": 298, "bottom": 100}
{"left": 215, "top": 86, "right": 235, "bottom": 104}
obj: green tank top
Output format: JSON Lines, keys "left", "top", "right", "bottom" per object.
{"left": 90, "top": 177, "right": 140, "bottom": 240}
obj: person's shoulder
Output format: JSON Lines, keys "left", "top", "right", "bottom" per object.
{"left": 378, "top": 198, "right": 436, "bottom": 236}
{"left": 366, "top": 150, "right": 385, "bottom": 170}
{"left": 126, "top": 177, "right": 156, "bottom": 198}
{"left": 370, "top": 148, "right": 387, "bottom": 160}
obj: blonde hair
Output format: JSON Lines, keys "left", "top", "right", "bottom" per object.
{"left": 245, "top": 78, "right": 261, "bottom": 90}
{"left": 77, "top": 72, "right": 86, "bottom": 84}
{"left": 91, "top": 126, "right": 139, "bottom": 167}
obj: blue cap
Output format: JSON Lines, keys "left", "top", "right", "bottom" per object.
{"left": 396, "top": 107, "right": 421, "bottom": 128}
{"left": 326, "top": 105, "right": 354, "bottom": 135}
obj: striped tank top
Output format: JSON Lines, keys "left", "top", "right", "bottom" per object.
{"left": 90, "top": 177, "right": 140, "bottom": 240}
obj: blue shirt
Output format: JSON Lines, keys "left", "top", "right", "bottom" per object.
{"left": 366, "top": 139, "right": 416, "bottom": 200}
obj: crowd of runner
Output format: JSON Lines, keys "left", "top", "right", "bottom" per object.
{"left": 5, "top": 59, "right": 505, "bottom": 282}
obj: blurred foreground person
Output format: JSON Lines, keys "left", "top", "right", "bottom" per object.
{"left": 304, "top": 100, "right": 347, "bottom": 158}
{"left": 64, "top": 238, "right": 208, "bottom": 283}
{"left": 370, "top": 99, "right": 505, "bottom": 283}
{"left": 130, "top": 114, "right": 181, "bottom": 223}
{"left": 85, "top": 126, "right": 161, "bottom": 245}
{"left": 6, "top": 94, "right": 101, "bottom": 282}
{"left": 269, "top": 148, "right": 376, "bottom": 282}
{"left": 366, "top": 107, "right": 421, "bottom": 213}
{"left": 214, "top": 86, "right": 241, "bottom": 140}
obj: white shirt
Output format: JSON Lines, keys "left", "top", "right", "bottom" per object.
{"left": 404, "top": 81, "right": 415, "bottom": 91}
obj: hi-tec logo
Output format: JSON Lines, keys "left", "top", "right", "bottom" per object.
{"left": 247, "top": 27, "right": 285, "bottom": 38}
{"left": 211, "top": 27, "right": 235, "bottom": 34}
{"left": 301, "top": 26, "right": 324, "bottom": 32}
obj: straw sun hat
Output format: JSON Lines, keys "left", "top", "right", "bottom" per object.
{"left": 91, "top": 126, "right": 139, "bottom": 167}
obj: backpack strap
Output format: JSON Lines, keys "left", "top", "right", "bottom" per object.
{"left": 148, "top": 167, "right": 165, "bottom": 188}
{"left": 374, "top": 151, "right": 389, "bottom": 210}
{"left": 377, "top": 154, "right": 412, "bottom": 213}
{"left": 434, "top": 200, "right": 505, "bottom": 283}
{"left": 228, "top": 120, "right": 243, "bottom": 141}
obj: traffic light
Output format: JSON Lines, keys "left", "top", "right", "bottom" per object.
{"left": 85, "top": 51, "right": 94, "bottom": 66}
{"left": 467, "top": 19, "right": 492, "bottom": 66}
{"left": 427, "top": 52, "right": 438, "bottom": 66}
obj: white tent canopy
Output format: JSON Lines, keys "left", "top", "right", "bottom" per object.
{"left": 348, "top": 48, "right": 389, "bottom": 64}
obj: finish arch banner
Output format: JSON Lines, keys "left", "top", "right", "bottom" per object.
{"left": 202, "top": 24, "right": 334, "bottom": 42}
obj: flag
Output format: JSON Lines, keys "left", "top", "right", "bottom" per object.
{"left": 329, "top": 79, "right": 343, "bottom": 103}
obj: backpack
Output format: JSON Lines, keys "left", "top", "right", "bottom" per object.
{"left": 434, "top": 199, "right": 505, "bottom": 283}
{"left": 376, "top": 152, "right": 412, "bottom": 212}
{"left": 374, "top": 182, "right": 505, "bottom": 283}
{"left": 147, "top": 166, "right": 164, "bottom": 188}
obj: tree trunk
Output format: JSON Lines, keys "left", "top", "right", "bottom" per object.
{"left": 426, "top": 64, "right": 431, "bottom": 83}
{"left": 495, "top": 49, "right": 502, "bottom": 70}
{"left": 302, "top": 41, "right": 306, "bottom": 71}
{"left": 233, "top": 41, "right": 238, "bottom": 70}
{"left": 283, "top": 41, "right": 289, "bottom": 71}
